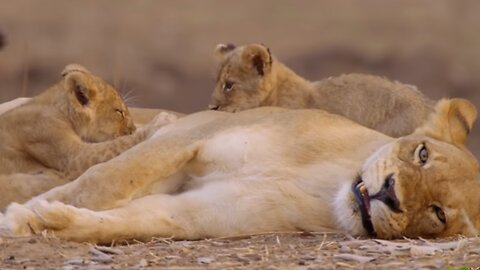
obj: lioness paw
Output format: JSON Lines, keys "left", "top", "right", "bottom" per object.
{"left": 0, "top": 202, "right": 41, "bottom": 236}
{"left": 32, "top": 200, "right": 74, "bottom": 231}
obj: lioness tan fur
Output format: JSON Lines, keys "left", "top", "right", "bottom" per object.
{"left": 0, "top": 97, "right": 30, "bottom": 115}
{"left": 1, "top": 98, "right": 478, "bottom": 243}
{"left": 210, "top": 43, "right": 435, "bottom": 137}
{"left": 0, "top": 64, "right": 171, "bottom": 209}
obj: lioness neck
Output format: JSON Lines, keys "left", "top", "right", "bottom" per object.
{"left": 263, "top": 61, "right": 316, "bottom": 108}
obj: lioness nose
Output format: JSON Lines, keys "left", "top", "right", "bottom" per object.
{"left": 371, "top": 174, "right": 402, "bottom": 213}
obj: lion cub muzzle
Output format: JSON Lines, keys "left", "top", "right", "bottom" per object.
{"left": 208, "top": 104, "right": 220, "bottom": 111}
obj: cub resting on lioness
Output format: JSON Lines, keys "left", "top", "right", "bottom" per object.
{"left": 0, "top": 64, "right": 171, "bottom": 209}
{"left": 210, "top": 43, "right": 434, "bottom": 137}
{"left": 0, "top": 97, "right": 183, "bottom": 129}
{"left": 1, "top": 98, "right": 478, "bottom": 243}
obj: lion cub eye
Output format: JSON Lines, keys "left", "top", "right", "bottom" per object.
{"left": 223, "top": 81, "right": 234, "bottom": 92}
{"left": 414, "top": 143, "right": 429, "bottom": 165}
{"left": 115, "top": 109, "right": 125, "bottom": 119}
{"left": 432, "top": 205, "right": 446, "bottom": 224}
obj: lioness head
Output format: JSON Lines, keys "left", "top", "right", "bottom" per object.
{"left": 335, "top": 98, "right": 480, "bottom": 238}
{"left": 61, "top": 64, "right": 135, "bottom": 142}
{"left": 209, "top": 43, "right": 274, "bottom": 112}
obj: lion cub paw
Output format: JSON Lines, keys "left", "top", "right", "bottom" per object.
{"left": 142, "top": 112, "right": 178, "bottom": 137}
{"left": 153, "top": 112, "right": 178, "bottom": 126}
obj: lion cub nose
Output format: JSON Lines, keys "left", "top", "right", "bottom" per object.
{"left": 208, "top": 104, "right": 220, "bottom": 111}
{"left": 371, "top": 173, "right": 402, "bottom": 213}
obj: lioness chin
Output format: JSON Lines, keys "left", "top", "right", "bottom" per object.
{"left": 210, "top": 43, "right": 434, "bottom": 137}
{"left": 1, "top": 98, "right": 478, "bottom": 244}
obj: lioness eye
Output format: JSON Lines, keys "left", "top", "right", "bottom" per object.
{"left": 419, "top": 145, "right": 428, "bottom": 164}
{"left": 115, "top": 109, "right": 125, "bottom": 119}
{"left": 432, "top": 205, "right": 446, "bottom": 224}
{"left": 223, "top": 81, "right": 234, "bottom": 92}
{"left": 414, "top": 143, "right": 429, "bottom": 165}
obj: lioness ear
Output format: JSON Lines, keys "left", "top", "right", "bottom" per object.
{"left": 415, "top": 98, "right": 477, "bottom": 145}
{"left": 241, "top": 44, "right": 273, "bottom": 76}
{"left": 63, "top": 66, "right": 96, "bottom": 107}
{"left": 214, "top": 43, "right": 236, "bottom": 61}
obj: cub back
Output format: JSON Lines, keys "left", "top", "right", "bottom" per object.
{"left": 209, "top": 43, "right": 435, "bottom": 137}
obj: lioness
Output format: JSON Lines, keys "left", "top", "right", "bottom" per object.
{"left": 0, "top": 64, "right": 170, "bottom": 209}
{"left": 1, "top": 98, "right": 478, "bottom": 243}
{"left": 0, "top": 97, "right": 30, "bottom": 115}
{"left": 210, "top": 43, "right": 434, "bottom": 137}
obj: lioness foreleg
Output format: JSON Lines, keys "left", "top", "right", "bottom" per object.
{"left": 6, "top": 181, "right": 307, "bottom": 243}
{"left": 26, "top": 136, "right": 202, "bottom": 210}
{"left": 0, "top": 172, "right": 67, "bottom": 210}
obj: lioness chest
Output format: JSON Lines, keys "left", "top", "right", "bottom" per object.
{"left": 186, "top": 126, "right": 283, "bottom": 179}
{"left": 184, "top": 122, "right": 384, "bottom": 189}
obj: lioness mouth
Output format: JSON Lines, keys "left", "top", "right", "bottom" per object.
{"left": 352, "top": 176, "right": 376, "bottom": 236}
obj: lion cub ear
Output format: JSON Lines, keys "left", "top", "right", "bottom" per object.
{"left": 62, "top": 64, "right": 96, "bottom": 107}
{"left": 415, "top": 98, "right": 477, "bottom": 145}
{"left": 61, "top": 64, "right": 91, "bottom": 77}
{"left": 214, "top": 43, "right": 236, "bottom": 61}
{"left": 241, "top": 44, "right": 273, "bottom": 76}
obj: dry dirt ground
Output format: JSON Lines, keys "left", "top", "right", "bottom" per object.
{"left": 1, "top": 233, "right": 479, "bottom": 269}
{"left": 1, "top": 1, "right": 480, "bottom": 269}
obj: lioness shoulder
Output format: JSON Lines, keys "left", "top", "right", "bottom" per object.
{"left": 210, "top": 43, "right": 434, "bottom": 137}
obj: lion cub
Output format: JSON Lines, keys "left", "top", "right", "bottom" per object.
{"left": 210, "top": 43, "right": 434, "bottom": 137}
{"left": 0, "top": 64, "right": 167, "bottom": 208}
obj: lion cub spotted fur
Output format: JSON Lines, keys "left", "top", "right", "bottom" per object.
{"left": 0, "top": 64, "right": 168, "bottom": 209}
{"left": 210, "top": 43, "right": 434, "bottom": 137}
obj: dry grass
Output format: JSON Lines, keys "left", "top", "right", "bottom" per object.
{"left": 1, "top": 233, "right": 479, "bottom": 269}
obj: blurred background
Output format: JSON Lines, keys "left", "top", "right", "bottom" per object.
{"left": 1, "top": 0, "right": 479, "bottom": 156}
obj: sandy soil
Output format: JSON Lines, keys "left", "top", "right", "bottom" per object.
{"left": 1, "top": 233, "right": 479, "bottom": 269}
{"left": 1, "top": 1, "right": 480, "bottom": 269}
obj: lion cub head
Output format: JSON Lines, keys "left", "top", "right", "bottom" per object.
{"left": 209, "top": 43, "right": 275, "bottom": 112}
{"left": 335, "top": 98, "right": 480, "bottom": 238}
{"left": 60, "top": 64, "right": 135, "bottom": 142}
